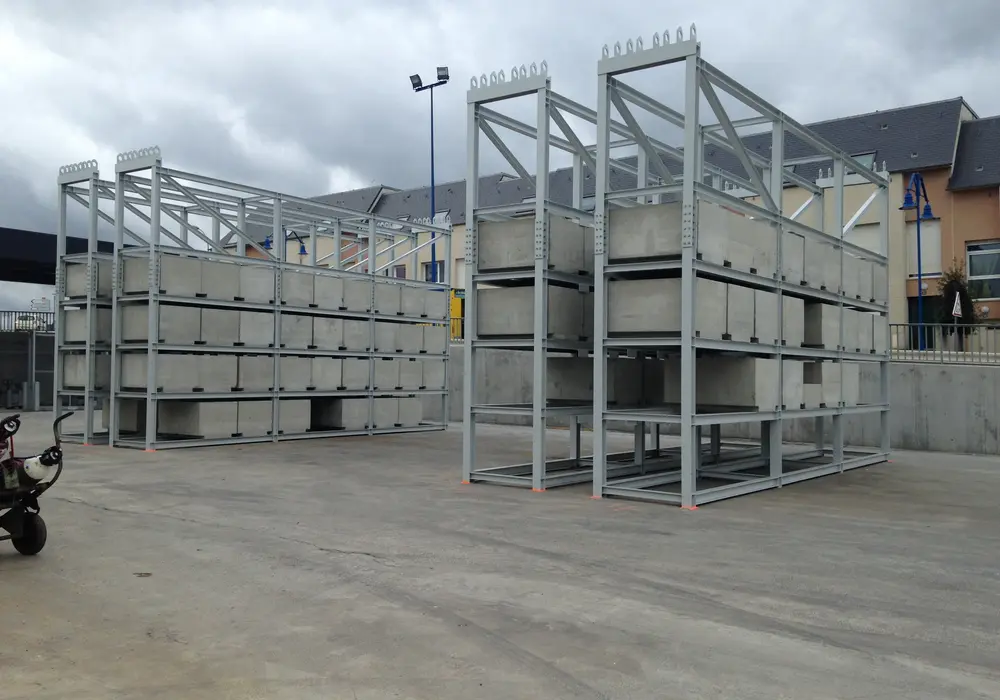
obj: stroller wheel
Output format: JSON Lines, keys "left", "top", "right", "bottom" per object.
{"left": 12, "top": 513, "right": 47, "bottom": 556}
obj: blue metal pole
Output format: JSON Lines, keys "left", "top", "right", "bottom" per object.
{"left": 429, "top": 85, "right": 437, "bottom": 283}
{"left": 915, "top": 175, "right": 925, "bottom": 350}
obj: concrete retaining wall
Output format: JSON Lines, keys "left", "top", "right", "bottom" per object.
{"left": 434, "top": 344, "right": 1000, "bottom": 455}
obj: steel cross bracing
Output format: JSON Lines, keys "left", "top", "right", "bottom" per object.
{"left": 54, "top": 148, "right": 452, "bottom": 450}
{"left": 589, "top": 27, "right": 891, "bottom": 507}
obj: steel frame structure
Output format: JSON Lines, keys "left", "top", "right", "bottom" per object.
{"left": 55, "top": 148, "right": 452, "bottom": 450}
{"left": 462, "top": 62, "right": 606, "bottom": 490}
{"left": 590, "top": 27, "right": 891, "bottom": 507}
{"left": 54, "top": 160, "right": 112, "bottom": 444}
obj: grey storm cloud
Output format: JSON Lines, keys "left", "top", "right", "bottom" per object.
{"left": 1, "top": 0, "right": 1000, "bottom": 306}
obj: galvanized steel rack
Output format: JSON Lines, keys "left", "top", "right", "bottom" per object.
{"left": 54, "top": 160, "right": 114, "bottom": 444}
{"left": 590, "top": 27, "right": 891, "bottom": 507}
{"left": 462, "top": 63, "right": 603, "bottom": 490}
{"left": 55, "top": 149, "right": 452, "bottom": 450}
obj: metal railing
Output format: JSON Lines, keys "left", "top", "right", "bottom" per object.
{"left": 890, "top": 323, "right": 1000, "bottom": 364}
{"left": 0, "top": 311, "right": 55, "bottom": 333}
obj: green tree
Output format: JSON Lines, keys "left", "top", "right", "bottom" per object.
{"left": 935, "top": 260, "right": 982, "bottom": 337}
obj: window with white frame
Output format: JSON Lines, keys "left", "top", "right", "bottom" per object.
{"left": 422, "top": 260, "right": 445, "bottom": 283}
{"left": 392, "top": 265, "right": 406, "bottom": 279}
{"left": 966, "top": 241, "right": 1000, "bottom": 299}
{"left": 906, "top": 218, "right": 942, "bottom": 278}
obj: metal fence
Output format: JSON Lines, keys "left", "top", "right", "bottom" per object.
{"left": 890, "top": 323, "right": 1000, "bottom": 364}
{"left": 0, "top": 311, "right": 55, "bottom": 333}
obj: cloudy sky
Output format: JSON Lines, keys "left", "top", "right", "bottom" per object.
{"left": 2, "top": 0, "right": 999, "bottom": 306}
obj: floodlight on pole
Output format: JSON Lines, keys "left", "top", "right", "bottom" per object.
{"left": 409, "top": 66, "right": 450, "bottom": 284}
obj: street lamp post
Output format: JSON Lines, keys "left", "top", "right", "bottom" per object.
{"left": 409, "top": 67, "right": 450, "bottom": 284}
{"left": 899, "top": 172, "right": 935, "bottom": 350}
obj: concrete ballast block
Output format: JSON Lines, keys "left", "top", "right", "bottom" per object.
{"left": 343, "top": 279, "right": 372, "bottom": 312}
{"left": 753, "top": 289, "right": 779, "bottom": 345}
{"left": 200, "top": 309, "right": 240, "bottom": 346}
{"left": 342, "top": 358, "right": 370, "bottom": 390}
{"left": 726, "top": 283, "right": 754, "bottom": 342}
{"left": 120, "top": 352, "right": 197, "bottom": 392}
{"left": 239, "top": 266, "right": 275, "bottom": 303}
{"left": 161, "top": 401, "right": 238, "bottom": 439}
{"left": 279, "top": 356, "right": 312, "bottom": 391}
{"left": 398, "top": 397, "right": 423, "bottom": 427}
{"left": 278, "top": 399, "right": 311, "bottom": 433}
{"left": 374, "top": 281, "right": 402, "bottom": 316}
{"left": 477, "top": 286, "right": 587, "bottom": 340}
{"left": 804, "top": 361, "right": 841, "bottom": 406}
{"left": 197, "top": 355, "right": 238, "bottom": 392}
{"left": 373, "top": 359, "right": 401, "bottom": 390}
{"left": 312, "top": 318, "right": 343, "bottom": 350}
{"left": 200, "top": 260, "right": 240, "bottom": 300}
{"left": 374, "top": 398, "right": 399, "bottom": 428}
{"left": 158, "top": 254, "right": 202, "bottom": 297}
{"left": 398, "top": 324, "right": 423, "bottom": 353}
{"left": 342, "top": 320, "right": 370, "bottom": 351}
{"left": 783, "top": 360, "right": 804, "bottom": 409}
{"left": 62, "top": 353, "right": 111, "bottom": 390}
{"left": 607, "top": 278, "right": 726, "bottom": 338}
{"left": 782, "top": 233, "right": 805, "bottom": 285}
{"left": 608, "top": 202, "right": 682, "bottom": 261}
{"left": 239, "top": 311, "right": 275, "bottom": 347}
{"left": 281, "top": 270, "right": 315, "bottom": 307}
{"left": 63, "top": 307, "right": 112, "bottom": 344}
{"left": 280, "top": 314, "right": 313, "bottom": 349}
{"left": 314, "top": 275, "right": 344, "bottom": 310}
{"left": 399, "top": 359, "right": 422, "bottom": 390}
{"left": 311, "top": 357, "right": 342, "bottom": 390}
{"left": 237, "top": 401, "right": 273, "bottom": 436}
{"left": 804, "top": 302, "right": 841, "bottom": 348}
{"left": 479, "top": 215, "right": 590, "bottom": 274}
{"left": 374, "top": 322, "right": 399, "bottom": 352}
{"left": 421, "top": 360, "right": 446, "bottom": 390}
{"left": 783, "top": 296, "right": 805, "bottom": 347}
{"left": 238, "top": 355, "right": 274, "bottom": 391}
{"left": 424, "top": 289, "right": 449, "bottom": 320}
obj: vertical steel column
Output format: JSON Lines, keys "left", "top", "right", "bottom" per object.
{"left": 569, "top": 414, "right": 581, "bottom": 462}
{"left": 678, "top": 53, "right": 701, "bottom": 508}
{"left": 180, "top": 209, "right": 190, "bottom": 247}
{"left": 236, "top": 201, "right": 247, "bottom": 257}
{"left": 461, "top": 100, "right": 480, "bottom": 484}
{"left": 367, "top": 218, "right": 377, "bottom": 433}
{"left": 334, "top": 220, "right": 343, "bottom": 270}
{"left": 769, "top": 118, "right": 785, "bottom": 480}
{"left": 636, "top": 149, "right": 648, "bottom": 205}
{"left": 530, "top": 85, "right": 551, "bottom": 491}
{"left": 211, "top": 207, "right": 220, "bottom": 247}
{"left": 571, "top": 154, "right": 583, "bottom": 210}
{"left": 591, "top": 74, "right": 611, "bottom": 499}
{"left": 271, "top": 198, "right": 283, "bottom": 441}
{"left": 832, "top": 159, "right": 846, "bottom": 465}
{"left": 109, "top": 170, "right": 126, "bottom": 444}
{"left": 144, "top": 164, "right": 162, "bottom": 450}
{"left": 309, "top": 224, "right": 318, "bottom": 267}
{"left": 879, "top": 182, "right": 891, "bottom": 454}
{"left": 53, "top": 180, "right": 68, "bottom": 416}
{"left": 81, "top": 173, "right": 100, "bottom": 443}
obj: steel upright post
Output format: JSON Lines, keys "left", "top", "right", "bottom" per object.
{"left": 678, "top": 52, "right": 701, "bottom": 508}
{"left": 831, "top": 159, "right": 846, "bottom": 466}
{"left": 272, "top": 197, "right": 283, "bottom": 441}
{"left": 461, "top": 101, "right": 479, "bottom": 484}
{"left": 768, "top": 118, "right": 785, "bottom": 480}
{"left": 591, "top": 75, "right": 611, "bottom": 499}
{"left": 530, "top": 85, "right": 551, "bottom": 491}
{"left": 144, "top": 162, "right": 162, "bottom": 451}
{"left": 109, "top": 170, "right": 126, "bottom": 444}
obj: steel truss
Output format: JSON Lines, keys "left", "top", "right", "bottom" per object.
{"left": 590, "top": 27, "right": 891, "bottom": 507}
{"left": 55, "top": 148, "right": 453, "bottom": 450}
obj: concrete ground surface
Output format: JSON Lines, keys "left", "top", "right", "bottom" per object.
{"left": 2, "top": 414, "right": 999, "bottom": 699}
